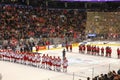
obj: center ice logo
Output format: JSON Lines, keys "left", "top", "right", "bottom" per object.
{"left": 68, "top": 58, "right": 98, "bottom": 65}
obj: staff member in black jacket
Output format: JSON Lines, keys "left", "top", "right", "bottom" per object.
{"left": 62, "top": 49, "right": 66, "bottom": 60}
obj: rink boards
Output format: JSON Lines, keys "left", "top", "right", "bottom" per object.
{"left": 32, "top": 41, "right": 120, "bottom": 53}
{"left": 80, "top": 41, "right": 120, "bottom": 46}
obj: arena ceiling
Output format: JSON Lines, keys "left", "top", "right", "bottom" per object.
{"left": 0, "top": 0, "right": 120, "bottom": 11}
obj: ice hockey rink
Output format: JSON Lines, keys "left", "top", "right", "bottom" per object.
{"left": 0, "top": 41, "right": 120, "bottom": 80}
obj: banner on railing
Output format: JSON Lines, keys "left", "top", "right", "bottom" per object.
{"left": 48, "top": 44, "right": 62, "bottom": 50}
{"left": 32, "top": 46, "right": 46, "bottom": 52}
{"left": 72, "top": 43, "right": 79, "bottom": 47}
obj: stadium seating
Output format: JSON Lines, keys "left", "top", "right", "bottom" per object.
{"left": 0, "top": 4, "right": 86, "bottom": 51}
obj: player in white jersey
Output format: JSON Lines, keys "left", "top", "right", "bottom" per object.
{"left": 8, "top": 49, "right": 12, "bottom": 62}
{"left": 48, "top": 56, "right": 52, "bottom": 70}
{"left": 28, "top": 53, "right": 33, "bottom": 66}
{"left": 3, "top": 49, "right": 7, "bottom": 61}
{"left": 36, "top": 54, "right": 41, "bottom": 68}
{"left": 45, "top": 54, "right": 49, "bottom": 69}
{"left": 52, "top": 56, "right": 56, "bottom": 71}
{"left": 41, "top": 54, "right": 46, "bottom": 69}
{"left": 56, "top": 56, "right": 61, "bottom": 72}
{"left": 62, "top": 57, "right": 68, "bottom": 72}
{"left": 6, "top": 50, "right": 11, "bottom": 61}
{"left": 31, "top": 54, "right": 36, "bottom": 66}
{"left": 19, "top": 52, "right": 24, "bottom": 64}
{"left": 11, "top": 51, "right": 15, "bottom": 62}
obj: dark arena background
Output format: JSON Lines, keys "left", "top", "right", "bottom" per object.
{"left": 0, "top": 0, "right": 120, "bottom": 80}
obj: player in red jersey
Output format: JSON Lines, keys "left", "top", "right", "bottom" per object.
{"left": 101, "top": 47, "right": 104, "bottom": 56}
{"left": 62, "top": 57, "right": 68, "bottom": 72}
{"left": 117, "top": 48, "right": 120, "bottom": 59}
{"left": 92, "top": 46, "right": 96, "bottom": 55}
{"left": 105, "top": 47, "right": 109, "bottom": 57}
{"left": 66, "top": 44, "right": 69, "bottom": 52}
{"left": 79, "top": 45, "right": 82, "bottom": 53}
{"left": 96, "top": 46, "right": 100, "bottom": 56}
{"left": 24, "top": 51, "right": 28, "bottom": 65}
{"left": 69, "top": 44, "right": 72, "bottom": 52}
{"left": 108, "top": 47, "right": 112, "bottom": 58}
{"left": 94, "top": 46, "right": 97, "bottom": 55}
{"left": 118, "top": 48, "right": 120, "bottom": 59}
{"left": 82, "top": 45, "right": 86, "bottom": 54}
{"left": 87, "top": 45, "right": 91, "bottom": 54}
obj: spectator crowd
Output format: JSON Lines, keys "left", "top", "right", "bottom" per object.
{"left": 0, "top": 4, "right": 86, "bottom": 52}
{"left": 93, "top": 70, "right": 120, "bottom": 80}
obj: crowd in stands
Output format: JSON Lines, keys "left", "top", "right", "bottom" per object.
{"left": 0, "top": 4, "right": 86, "bottom": 52}
{"left": 93, "top": 69, "right": 120, "bottom": 80}
{"left": 86, "top": 12, "right": 120, "bottom": 40}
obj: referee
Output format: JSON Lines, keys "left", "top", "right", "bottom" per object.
{"left": 62, "top": 49, "right": 66, "bottom": 60}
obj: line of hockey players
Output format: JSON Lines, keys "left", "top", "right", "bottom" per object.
{"left": 79, "top": 44, "right": 120, "bottom": 59}
{"left": 0, "top": 49, "right": 68, "bottom": 72}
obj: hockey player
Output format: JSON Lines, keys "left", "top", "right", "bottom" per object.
{"left": 92, "top": 46, "right": 95, "bottom": 55}
{"left": 20, "top": 51, "right": 25, "bottom": 64}
{"left": 11, "top": 51, "right": 15, "bottom": 62}
{"left": 69, "top": 44, "right": 72, "bottom": 52}
{"left": 94, "top": 46, "right": 97, "bottom": 55}
{"left": 108, "top": 47, "right": 112, "bottom": 58}
{"left": 86, "top": 45, "right": 89, "bottom": 54}
{"left": 0, "top": 49, "right": 4, "bottom": 60}
{"left": 87, "top": 45, "right": 91, "bottom": 54}
{"left": 96, "top": 46, "right": 100, "bottom": 56}
{"left": 118, "top": 48, "right": 120, "bottom": 59}
{"left": 62, "top": 57, "right": 68, "bottom": 72}
{"left": 79, "top": 45, "right": 82, "bottom": 53}
{"left": 3, "top": 49, "right": 7, "bottom": 61}
{"left": 48, "top": 56, "right": 52, "bottom": 70}
{"left": 31, "top": 54, "right": 36, "bottom": 66}
{"left": 117, "top": 48, "right": 120, "bottom": 59}
{"left": 52, "top": 56, "right": 57, "bottom": 71}
{"left": 101, "top": 47, "right": 104, "bottom": 56}
{"left": 0, "top": 49, "right": 2, "bottom": 60}
{"left": 105, "top": 47, "right": 109, "bottom": 57}
{"left": 46, "top": 54, "right": 49, "bottom": 69}
{"left": 16, "top": 51, "right": 21, "bottom": 63}
{"left": 36, "top": 54, "right": 41, "bottom": 68}
{"left": 66, "top": 44, "right": 69, "bottom": 52}
{"left": 41, "top": 54, "right": 46, "bottom": 69}
{"left": 56, "top": 56, "right": 61, "bottom": 72}
{"left": 23, "top": 51, "right": 28, "bottom": 65}
{"left": 28, "top": 53, "right": 32, "bottom": 65}
{"left": 82, "top": 45, "right": 86, "bottom": 54}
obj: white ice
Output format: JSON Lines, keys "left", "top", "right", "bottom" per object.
{"left": 0, "top": 43, "right": 120, "bottom": 80}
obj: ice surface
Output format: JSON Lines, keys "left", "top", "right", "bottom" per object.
{"left": 0, "top": 43, "right": 120, "bottom": 80}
